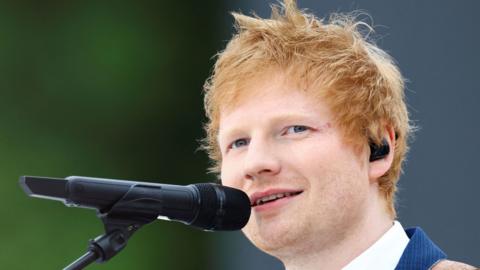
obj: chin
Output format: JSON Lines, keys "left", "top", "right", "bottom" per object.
{"left": 242, "top": 218, "right": 307, "bottom": 256}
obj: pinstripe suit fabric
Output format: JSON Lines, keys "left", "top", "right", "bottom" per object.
{"left": 395, "top": 227, "right": 447, "bottom": 270}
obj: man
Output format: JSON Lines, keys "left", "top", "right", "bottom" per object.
{"left": 201, "top": 1, "right": 476, "bottom": 269}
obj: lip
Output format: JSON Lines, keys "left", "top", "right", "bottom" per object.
{"left": 249, "top": 188, "right": 304, "bottom": 212}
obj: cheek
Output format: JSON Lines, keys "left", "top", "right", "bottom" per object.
{"left": 298, "top": 134, "right": 365, "bottom": 173}
{"left": 282, "top": 138, "right": 336, "bottom": 171}
{"left": 220, "top": 160, "right": 243, "bottom": 189}
{"left": 285, "top": 136, "right": 368, "bottom": 193}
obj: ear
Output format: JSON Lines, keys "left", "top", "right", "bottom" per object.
{"left": 368, "top": 126, "right": 396, "bottom": 182}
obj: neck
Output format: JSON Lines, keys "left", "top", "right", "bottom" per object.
{"left": 282, "top": 190, "right": 393, "bottom": 270}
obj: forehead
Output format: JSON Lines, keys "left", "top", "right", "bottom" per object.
{"left": 219, "top": 70, "right": 321, "bottom": 115}
{"left": 218, "top": 72, "right": 332, "bottom": 133}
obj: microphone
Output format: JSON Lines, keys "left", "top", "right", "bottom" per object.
{"left": 20, "top": 175, "right": 251, "bottom": 231}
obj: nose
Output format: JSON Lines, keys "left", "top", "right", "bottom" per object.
{"left": 243, "top": 139, "right": 281, "bottom": 181}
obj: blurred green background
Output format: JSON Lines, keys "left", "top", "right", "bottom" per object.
{"left": 0, "top": 1, "right": 229, "bottom": 269}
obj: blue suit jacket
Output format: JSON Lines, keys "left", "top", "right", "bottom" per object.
{"left": 395, "top": 227, "right": 447, "bottom": 270}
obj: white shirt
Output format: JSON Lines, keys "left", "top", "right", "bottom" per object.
{"left": 342, "top": 221, "right": 410, "bottom": 270}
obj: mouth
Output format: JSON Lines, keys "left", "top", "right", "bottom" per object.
{"left": 251, "top": 190, "right": 303, "bottom": 207}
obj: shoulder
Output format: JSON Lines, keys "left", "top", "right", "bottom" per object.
{"left": 432, "top": 259, "right": 478, "bottom": 270}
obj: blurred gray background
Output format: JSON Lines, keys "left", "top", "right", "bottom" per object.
{"left": 213, "top": 0, "right": 480, "bottom": 269}
{"left": 2, "top": 0, "right": 478, "bottom": 269}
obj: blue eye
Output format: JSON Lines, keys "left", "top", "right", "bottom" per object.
{"left": 286, "top": 125, "right": 309, "bottom": 134}
{"left": 230, "top": 138, "right": 249, "bottom": 149}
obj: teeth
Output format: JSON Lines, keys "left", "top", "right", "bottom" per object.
{"left": 254, "top": 192, "right": 298, "bottom": 206}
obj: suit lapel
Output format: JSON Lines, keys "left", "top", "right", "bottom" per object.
{"left": 395, "top": 227, "right": 447, "bottom": 270}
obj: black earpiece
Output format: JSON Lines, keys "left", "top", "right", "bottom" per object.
{"left": 369, "top": 139, "right": 390, "bottom": 162}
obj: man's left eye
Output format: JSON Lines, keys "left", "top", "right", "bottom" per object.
{"left": 285, "top": 125, "right": 309, "bottom": 134}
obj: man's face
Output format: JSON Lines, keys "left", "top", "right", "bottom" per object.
{"left": 218, "top": 72, "right": 373, "bottom": 256}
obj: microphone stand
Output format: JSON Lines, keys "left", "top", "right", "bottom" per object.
{"left": 63, "top": 186, "right": 159, "bottom": 270}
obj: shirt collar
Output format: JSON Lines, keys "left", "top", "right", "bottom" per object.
{"left": 342, "top": 221, "right": 410, "bottom": 270}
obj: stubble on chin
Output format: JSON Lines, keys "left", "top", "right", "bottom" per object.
{"left": 241, "top": 205, "right": 316, "bottom": 258}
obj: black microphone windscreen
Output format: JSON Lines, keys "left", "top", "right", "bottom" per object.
{"left": 192, "top": 183, "right": 250, "bottom": 231}
{"left": 219, "top": 185, "right": 251, "bottom": 230}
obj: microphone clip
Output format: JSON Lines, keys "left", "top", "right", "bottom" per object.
{"left": 65, "top": 184, "right": 159, "bottom": 270}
